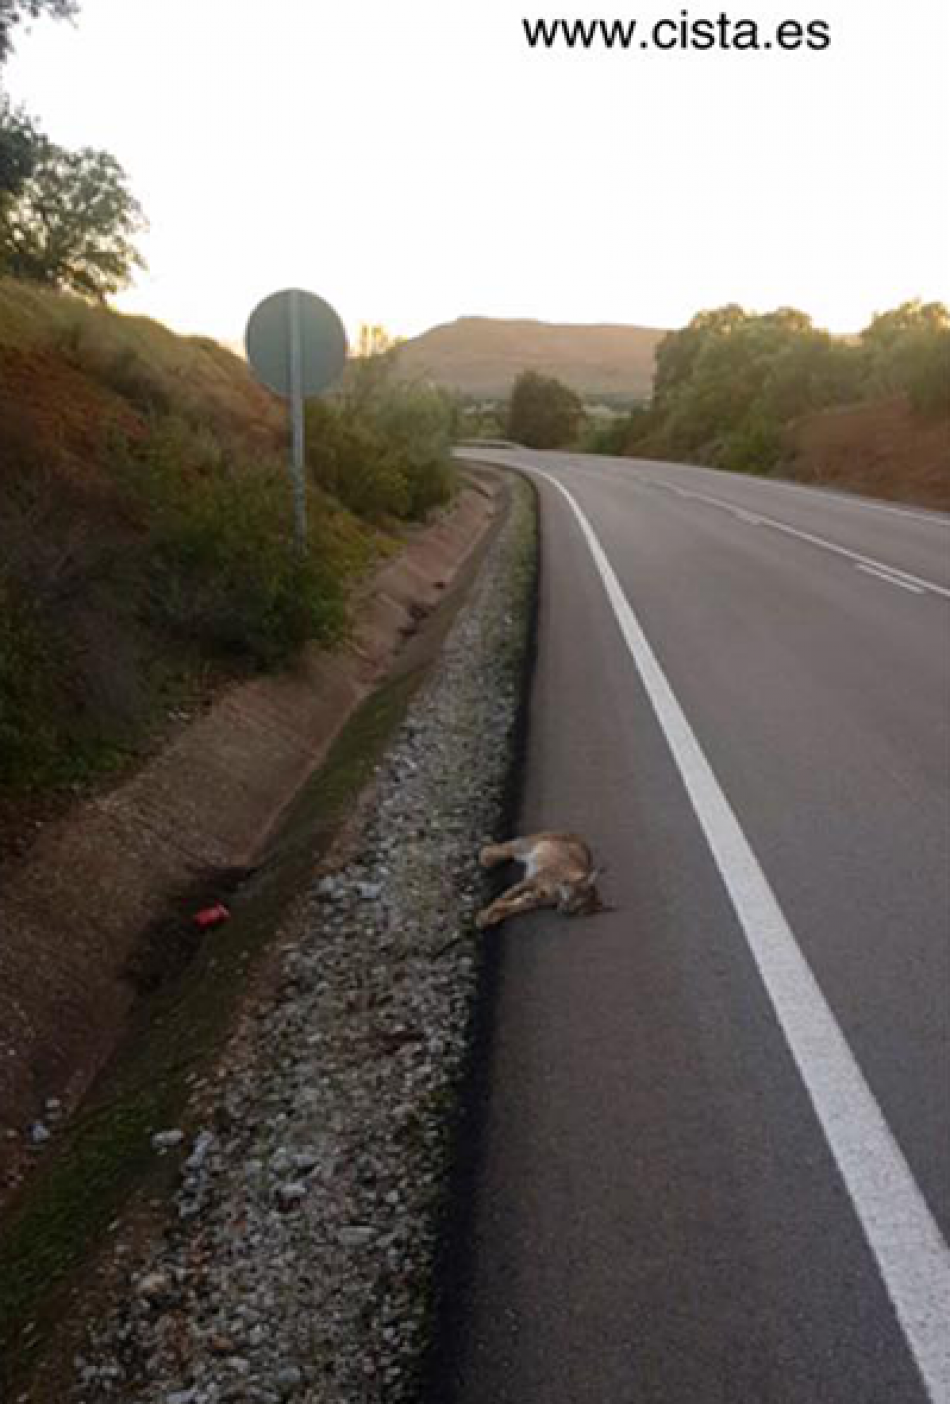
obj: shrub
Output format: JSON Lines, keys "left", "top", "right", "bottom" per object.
{"left": 580, "top": 415, "right": 630, "bottom": 456}
{"left": 718, "top": 414, "right": 785, "bottom": 474}
{"left": 307, "top": 379, "right": 455, "bottom": 524}
{"left": 506, "top": 370, "right": 583, "bottom": 448}
{"left": 369, "top": 382, "right": 455, "bottom": 519}
{"left": 306, "top": 401, "right": 411, "bottom": 521}
{"left": 896, "top": 328, "right": 950, "bottom": 417}
{"left": 113, "top": 419, "right": 350, "bottom": 666}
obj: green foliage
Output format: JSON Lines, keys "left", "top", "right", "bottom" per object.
{"left": 0, "top": 410, "right": 369, "bottom": 790}
{"left": 653, "top": 303, "right": 747, "bottom": 406}
{"left": 506, "top": 370, "right": 584, "bottom": 448}
{"left": 114, "top": 418, "right": 351, "bottom": 666}
{"left": 370, "top": 379, "right": 456, "bottom": 516}
{"left": 579, "top": 414, "right": 630, "bottom": 456}
{"left": 0, "top": 96, "right": 41, "bottom": 198}
{"left": 456, "top": 400, "right": 506, "bottom": 442}
{"left": 861, "top": 301, "right": 950, "bottom": 413}
{"left": 899, "top": 328, "right": 950, "bottom": 416}
{"left": 719, "top": 414, "right": 785, "bottom": 474}
{"left": 306, "top": 400, "right": 411, "bottom": 521}
{"left": 0, "top": 142, "right": 146, "bottom": 299}
{"left": 0, "top": 5, "right": 146, "bottom": 302}
{"left": 0, "top": 0, "right": 77, "bottom": 65}
{"left": 0, "top": 280, "right": 437, "bottom": 802}
{"left": 602, "top": 298, "right": 949, "bottom": 476}
{"left": 309, "top": 349, "right": 455, "bottom": 523}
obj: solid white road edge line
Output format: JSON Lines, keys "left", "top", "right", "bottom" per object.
{"left": 530, "top": 464, "right": 950, "bottom": 1404}
{"left": 857, "top": 563, "right": 927, "bottom": 595}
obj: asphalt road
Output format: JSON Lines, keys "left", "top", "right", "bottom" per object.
{"left": 443, "top": 451, "right": 950, "bottom": 1404}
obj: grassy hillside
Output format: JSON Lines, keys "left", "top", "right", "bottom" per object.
{"left": 0, "top": 281, "right": 453, "bottom": 821}
{"left": 396, "top": 316, "right": 665, "bottom": 400}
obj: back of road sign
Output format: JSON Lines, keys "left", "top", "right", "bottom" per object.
{"left": 245, "top": 289, "right": 347, "bottom": 400}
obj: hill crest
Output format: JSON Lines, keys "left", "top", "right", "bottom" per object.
{"left": 396, "top": 315, "right": 666, "bottom": 400}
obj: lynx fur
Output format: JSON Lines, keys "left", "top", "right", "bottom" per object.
{"left": 475, "top": 832, "right": 605, "bottom": 930}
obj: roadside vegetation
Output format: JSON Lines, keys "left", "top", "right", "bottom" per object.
{"left": 492, "top": 302, "right": 947, "bottom": 508}
{"left": 505, "top": 369, "right": 584, "bottom": 448}
{"left": 603, "top": 300, "right": 949, "bottom": 478}
{"left": 0, "top": 3, "right": 458, "bottom": 815}
{"left": 0, "top": 280, "right": 456, "bottom": 804}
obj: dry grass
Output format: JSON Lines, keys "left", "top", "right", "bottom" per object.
{"left": 0, "top": 279, "right": 283, "bottom": 448}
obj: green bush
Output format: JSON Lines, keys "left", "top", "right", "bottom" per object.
{"left": 113, "top": 418, "right": 350, "bottom": 666}
{"left": 718, "top": 414, "right": 785, "bottom": 474}
{"left": 579, "top": 416, "right": 630, "bottom": 456}
{"left": 370, "top": 381, "right": 455, "bottom": 518}
{"left": 592, "top": 299, "right": 948, "bottom": 475}
{"left": 506, "top": 370, "right": 583, "bottom": 448}
{"left": 306, "top": 401, "right": 411, "bottom": 521}
{"left": 307, "top": 376, "right": 455, "bottom": 524}
{"left": 893, "top": 327, "right": 950, "bottom": 417}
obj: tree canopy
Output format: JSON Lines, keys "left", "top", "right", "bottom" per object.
{"left": 0, "top": 0, "right": 78, "bottom": 65}
{"left": 0, "top": 141, "right": 145, "bottom": 298}
{"left": 0, "top": 95, "right": 38, "bottom": 197}
{"left": 506, "top": 370, "right": 583, "bottom": 449}
{"left": 621, "top": 299, "right": 949, "bottom": 473}
{"left": 0, "top": 1, "right": 146, "bottom": 300}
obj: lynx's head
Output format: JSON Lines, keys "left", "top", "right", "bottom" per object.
{"left": 558, "top": 870, "right": 605, "bottom": 916}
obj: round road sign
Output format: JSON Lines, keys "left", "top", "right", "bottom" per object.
{"left": 245, "top": 288, "right": 348, "bottom": 399}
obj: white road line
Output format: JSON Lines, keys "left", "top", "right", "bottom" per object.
{"left": 857, "top": 563, "right": 926, "bottom": 595}
{"left": 617, "top": 457, "right": 950, "bottom": 528}
{"left": 744, "top": 473, "right": 950, "bottom": 527}
{"left": 529, "top": 464, "right": 950, "bottom": 1404}
{"left": 650, "top": 481, "right": 950, "bottom": 600}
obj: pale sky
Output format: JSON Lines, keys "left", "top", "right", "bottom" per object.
{"left": 5, "top": 0, "right": 949, "bottom": 346}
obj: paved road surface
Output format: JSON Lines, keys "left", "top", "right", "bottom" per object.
{"left": 442, "top": 451, "right": 950, "bottom": 1404}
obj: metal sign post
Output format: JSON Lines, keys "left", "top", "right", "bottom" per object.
{"left": 245, "top": 288, "right": 348, "bottom": 552}
{"left": 288, "top": 290, "right": 307, "bottom": 549}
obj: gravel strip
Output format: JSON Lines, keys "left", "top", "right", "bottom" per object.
{"left": 68, "top": 475, "right": 535, "bottom": 1404}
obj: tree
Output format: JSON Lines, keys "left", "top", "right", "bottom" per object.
{"left": 0, "top": 0, "right": 78, "bottom": 65}
{"left": 0, "top": 141, "right": 145, "bottom": 298}
{"left": 861, "top": 299, "right": 949, "bottom": 349}
{"left": 653, "top": 304, "right": 747, "bottom": 405}
{"left": 860, "top": 301, "right": 950, "bottom": 406}
{"left": 344, "top": 323, "right": 401, "bottom": 414}
{"left": 506, "top": 370, "right": 583, "bottom": 449}
{"left": 0, "top": 96, "right": 40, "bottom": 197}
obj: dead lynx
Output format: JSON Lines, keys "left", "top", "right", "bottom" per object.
{"left": 475, "top": 832, "right": 606, "bottom": 930}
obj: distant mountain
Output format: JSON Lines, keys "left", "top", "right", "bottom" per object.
{"left": 395, "top": 316, "right": 666, "bottom": 401}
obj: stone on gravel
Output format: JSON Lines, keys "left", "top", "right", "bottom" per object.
{"left": 151, "top": 1129, "right": 185, "bottom": 1151}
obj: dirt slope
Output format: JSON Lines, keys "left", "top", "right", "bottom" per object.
{"left": 783, "top": 395, "right": 949, "bottom": 510}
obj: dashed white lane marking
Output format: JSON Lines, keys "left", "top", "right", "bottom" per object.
{"left": 650, "top": 481, "right": 950, "bottom": 600}
{"left": 530, "top": 464, "right": 950, "bottom": 1404}
{"left": 743, "top": 473, "right": 950, "bottom": 527}
{"left": 857, "top": 563, "right": 926, "bottom": 595}
{"left": 562, "top": 452, "right": 950, "bottom": 528}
